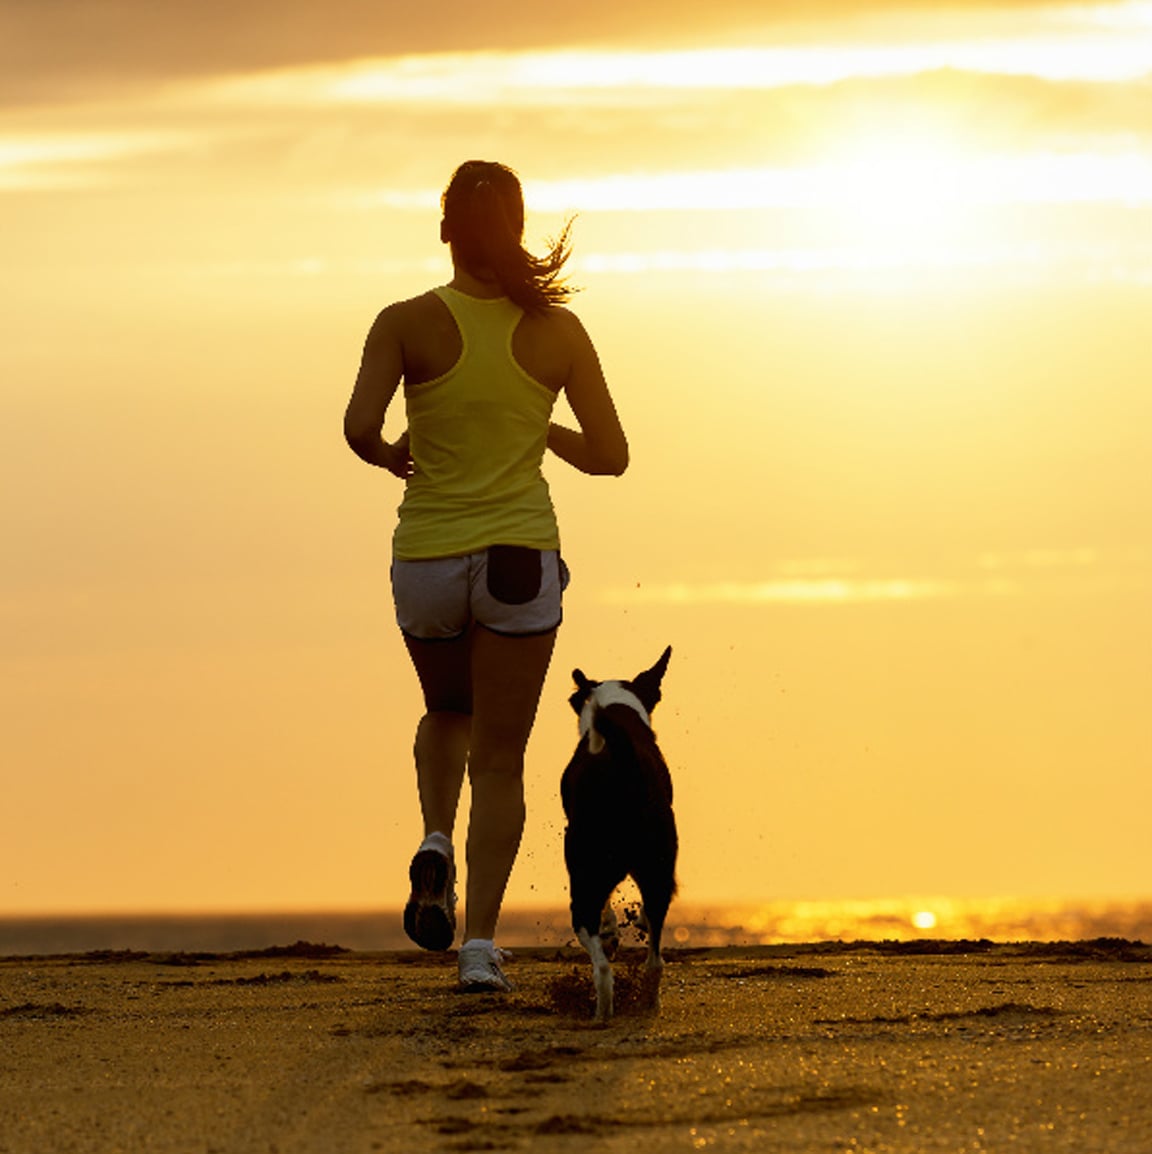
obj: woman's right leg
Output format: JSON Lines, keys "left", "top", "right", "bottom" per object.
{"left": 463, "top": 626, "right": 557, "bottom": 944}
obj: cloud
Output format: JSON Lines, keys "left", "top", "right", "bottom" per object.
{"left": 351, "top": 150, "right": 1152, "bottom": 221}
{"left": 574, "top": 246, "right": 1054, "bottom": 277}
{"left": 976, "top": 547, "right": 1100, "bottom": 570}
{"left": 0, "top": 132, "right": 186, "bottom": 190}
{"left": 599, "top": 548, "right": 1148, "bottom": 606}
{"left": 0, "top": 0, "right": 961, "bottom": 108}
{"left": 602, "top": 578, "right": 973, "bottom": 605}
{"left": 195, "top": 34, "right": 1152, "bottom": 113}
{"left": 6, "top": 0, "right": 1150, "bottom": 110}
{"left": 5, "top": 2, "right": 1151, "bottom": 205}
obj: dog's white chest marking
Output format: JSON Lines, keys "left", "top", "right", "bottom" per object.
{"left": 578, "top": 681, "right": 650, "bottom": 755}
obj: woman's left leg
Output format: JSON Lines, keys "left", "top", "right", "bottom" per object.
{"left": 400, "top": 630, "right": 473, "bottom": 951}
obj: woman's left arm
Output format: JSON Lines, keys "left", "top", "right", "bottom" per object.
{"left": 344, "top": 305, "right": 413, "bottom": 478}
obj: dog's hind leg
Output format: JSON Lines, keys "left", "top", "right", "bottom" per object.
{"left": 570, "top": 872, "right": 621, "bottom": 1022}
{"left": 577, "top": 927, "right": 614, "bottom": 1022}
{"left": 640, "top": 922, "right": 666, "bottom": 1012}
{"left": 634, "top": 879, "right": 674, "bottom": 1013}
{"left": 599, "top": 902, "right": 619, "bottom": 960}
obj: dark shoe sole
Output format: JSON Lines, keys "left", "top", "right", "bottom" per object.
{"left": 403, "top": 849, "right": 456, "bottom": 951}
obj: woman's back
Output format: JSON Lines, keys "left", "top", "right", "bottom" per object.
{"left": 393, "top": 285, "right": 562, "bottom": 560}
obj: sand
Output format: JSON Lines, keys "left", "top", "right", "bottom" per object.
{"left": 2, "top": 940, "right": 1150, "bottom": 1153}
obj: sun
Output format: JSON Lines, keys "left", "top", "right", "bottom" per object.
{"left": 817, "top": 116, "right": 987, "bottom": 261}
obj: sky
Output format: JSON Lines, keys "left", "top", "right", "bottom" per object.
{"left": 2, "top": 0, "right": 1150, "bottom": 917}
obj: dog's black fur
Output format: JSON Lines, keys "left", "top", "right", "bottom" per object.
{"left": 560, "top": 646, "right": 677, "bottom": 1020}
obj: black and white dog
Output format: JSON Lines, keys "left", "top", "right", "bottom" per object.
{"left": 561, "top": 646, "right": 678, "bottom": 1022}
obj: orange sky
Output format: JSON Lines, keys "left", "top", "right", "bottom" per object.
{"left": 2, "top": 0, "right": 1150, "bottom": 915}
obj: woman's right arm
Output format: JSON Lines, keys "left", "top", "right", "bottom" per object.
{"left": 547, "top": 312, "right": 629, "bottom": 476}
{"left": 344, "top": 305, "right": 413, "bottom": 478}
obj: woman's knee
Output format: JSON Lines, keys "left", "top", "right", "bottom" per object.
{"left": 416, "top": 709, "right": 471, "bottom": 739}
{"left": 422, "top": 690, "right": 473, "bottom": 714}
{"left": 467, "top": 744, "right": 527, "bottom": 784}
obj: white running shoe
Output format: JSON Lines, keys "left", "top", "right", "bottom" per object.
{"left": 458, "top": 940, "right": 514, "bottom": 992}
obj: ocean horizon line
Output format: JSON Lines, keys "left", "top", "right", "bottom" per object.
{"left": 2, "top": 896, "right": 1150, "bottom": 958}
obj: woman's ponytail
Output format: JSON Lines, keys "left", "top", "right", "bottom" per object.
{"left": 441, "top": 161, "right": 574, "bottom": 314}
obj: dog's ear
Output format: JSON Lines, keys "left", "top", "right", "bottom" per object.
{"left": 630, "top": 646, "right": 672, "bottom": 713}
{"left": 569, "top": 668, "right": 596, "bottom": 715}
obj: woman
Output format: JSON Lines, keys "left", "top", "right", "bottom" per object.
{"left": 344, "top": 160, "right": 629, "bottom": 991}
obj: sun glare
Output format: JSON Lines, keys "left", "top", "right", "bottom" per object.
{"left": 817, "top": 120, "right": 983, "bottom": 256}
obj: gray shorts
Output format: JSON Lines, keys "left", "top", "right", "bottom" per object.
{"left": 392, "top": 547, "right": 569, "bottom": 640}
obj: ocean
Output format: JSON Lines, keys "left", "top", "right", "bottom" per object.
{"left": 2, "top": 897, "right": 1149, "bottom": 957}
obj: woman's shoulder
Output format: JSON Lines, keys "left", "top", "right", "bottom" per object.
{"left": 368, "top": 289, "right": 452, "bottom": 341}
{"left": 521, "top": 302, "right": 589, "bottom": 341}
{"left": 376, "top": 289, "right": 446, "bottom": 323}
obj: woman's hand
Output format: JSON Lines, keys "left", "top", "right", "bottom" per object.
{"left": 546, "top": 313, "right": 629, "bottom": 476}
{"left": 382, "top": 430, "right": 414, "bottom": 479}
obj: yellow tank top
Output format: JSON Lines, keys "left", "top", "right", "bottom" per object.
{"left": 392, "top": 286, "right": 561, "bottom": 560}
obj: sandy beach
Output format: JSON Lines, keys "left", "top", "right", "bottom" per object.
{"left": 2, "top": 940, "right": 1150, "bottom": 1153}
